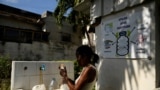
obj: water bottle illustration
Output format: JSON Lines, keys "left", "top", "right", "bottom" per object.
{"left": 116, "top": 31, "right": 129, "bottom": 56}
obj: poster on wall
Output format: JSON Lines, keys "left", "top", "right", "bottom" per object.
{"left": 101, "top": 8, "right": 151, "bottom": 59}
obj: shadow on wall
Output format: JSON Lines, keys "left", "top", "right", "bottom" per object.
{"left": 96, "top": 2, "right": 155, "bottom": 90}
{"left": 97, "top": 58, "right": 155, "bottom": 90}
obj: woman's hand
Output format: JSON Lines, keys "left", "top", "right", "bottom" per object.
{"left": 59, "top": 65, "right": 67, "bottom": 78}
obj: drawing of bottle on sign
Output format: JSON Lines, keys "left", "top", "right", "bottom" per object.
{"left": 116, "top": 31, "right": 129, "bottom": 56}
{"left": 115, "top": 16, "right": 130, "bottom": 56}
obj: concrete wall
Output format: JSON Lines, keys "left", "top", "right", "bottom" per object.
{"left": 41, "top": 12, "right": 82, "bottom": 45}
{"left": 0, "top": 11, "right": 82, "bottom": 61}
{"left": 41, "top": 12, "right": 82, "bottom": 60}
{"left": 11, "top": 61, "right": 74, "bottom": 90}
{"left": 0, "top": 38, "right": 79, "bottom": 61}
{"left": 0, "top": 42, "right": 49, "bottom": 61}
{"left": 92, "top": 0, "right": 155, "bottom": 90}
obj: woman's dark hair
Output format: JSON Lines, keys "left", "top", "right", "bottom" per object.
{"left": 76, "top": 45, "right": 99, "bottom": 65}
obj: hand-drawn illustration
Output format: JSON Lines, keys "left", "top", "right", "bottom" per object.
{"left": 101, "top": 8, "right": 151, "bottom": 58}
{"left": 104, "top": 40, "right": 113, "bottom": 49}
{"left": 116, "top": 31, "right": 129, "bottom": 56}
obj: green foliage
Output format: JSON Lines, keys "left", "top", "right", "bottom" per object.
{"left": 54, "top": 0, "right": 92, "bottom": 46}
{"left": 54, "top": 0, "right": 74, "bottom": 25}
{"left": 54, "top": 0, "right": 90, "bottom": 27}
{"left": 74, "top": 60, "right": 82, "bottom": 80}
{"left": 74, "top": 0, "right": 82, "bottom": 6}
{"left": 0, "top": 55, "right": 12, "bottom": 79}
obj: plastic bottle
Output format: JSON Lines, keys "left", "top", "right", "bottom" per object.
{"left": 49, "top": 78, "right": 55, "bottom": 90}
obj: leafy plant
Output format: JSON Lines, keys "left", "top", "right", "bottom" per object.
{"left": 0, "top": 55, "right": 12, "bottom": 79}
{"left": 0, "top": 55, "right": 11, "bottom": 90}
{"left": 54, "top": 0, "right": 92, "bottom": 46}
{"left": 74, "top": 60, "right": 82, "bottom": 80}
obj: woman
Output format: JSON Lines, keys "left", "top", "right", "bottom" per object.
{"left": 59, "top": 45, "right": 99, "bottom": 90}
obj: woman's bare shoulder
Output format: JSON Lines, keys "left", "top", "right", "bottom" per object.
{"left": 84, "top": 65, "right": 96, "bottom": 82}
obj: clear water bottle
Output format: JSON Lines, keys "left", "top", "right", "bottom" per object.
{"left": 116, "top": 31, "right": 129, "bottom": 56}
{"left": 49, "top": 78, "right": 55, "bottom": 90}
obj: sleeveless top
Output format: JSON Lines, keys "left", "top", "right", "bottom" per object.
{"left": 75, "top": 64, "right": 97, "bottom": 90}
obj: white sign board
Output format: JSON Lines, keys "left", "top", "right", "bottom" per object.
{"left": 101, "top": 8, "right": 151, "bottom": 59}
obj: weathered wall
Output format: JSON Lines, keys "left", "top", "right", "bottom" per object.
{"left": 41, "top": 12, "right": 82, "bottom": 60}
{"left": 92, "top": 0, "right": 155, "bottom": 90}
{"left": 0, "top": 11, "right": 82, "bottom": 61}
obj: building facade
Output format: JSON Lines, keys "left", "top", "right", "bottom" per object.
{"left": 0, "top": 4, "right": 82, "bottom": 61}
